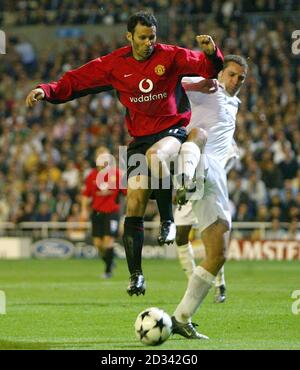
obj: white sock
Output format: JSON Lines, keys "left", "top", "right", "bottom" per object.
{"left": 176, "top": 242, "right": 196, "bottom": 279}
{"left": 215, "top": 266, "right": 225, "bottom": 288}
{"left": 177, "top": 142, "right": 201, "bottom": 184}
{"left": 174, "top": 266, "right": 215, "bottom": 323}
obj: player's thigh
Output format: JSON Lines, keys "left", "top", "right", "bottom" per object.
{"left": 92, "top": 212, "right": 105, "bottom": 241}
{"left": 126, "top": 175, "right": 152, "bottom": 216}
{"left": 146, "top": 136, "right": 182, "bottom": 163}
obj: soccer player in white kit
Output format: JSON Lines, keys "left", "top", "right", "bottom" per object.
{"left": 171, "top": 55, "right": 248, "bottom": 339}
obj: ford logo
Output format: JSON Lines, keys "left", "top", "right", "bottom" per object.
{"left": 31, "top": 239, "right": 75, "bottom": 259}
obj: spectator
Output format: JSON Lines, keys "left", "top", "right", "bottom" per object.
{"left": 243, "top": 172, "right": 267, "bottom": 207}
{"left": 278, "top": 147, "right": 299, "bottom": 180}
{"left": 34, "top": 203, "right": 52, "bottom": 222}
{"left": 285, "top": 219, "right": 300, "bottom": 240}
{"left": 261, "top": 159, "right": 283, "bottom": 191}
{"left": 55, "top": 192, "right": 72, "bottom": 221}
{"left": 265, "top": 218, "right": 287, "bottom": 240}
{"left": 233, "top": 203, "right": 253, "bottom": 222}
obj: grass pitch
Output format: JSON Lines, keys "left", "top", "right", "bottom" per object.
{"left": 0, "top": 258, "right": 299, "bottom": 350}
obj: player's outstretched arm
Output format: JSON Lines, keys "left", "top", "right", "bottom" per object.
{"left": 183, "top": 78, "right": 219, "bottom": 94}
{"left": 25, "top": 88, "right": 45, "bottom": 108}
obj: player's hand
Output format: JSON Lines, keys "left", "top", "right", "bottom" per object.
{"left": 25, "top": 88, "right": 45, "bottom": 108}
{"left": 196, "top": 35, "right": 216, "bottom": 56}
{"left": 183, "top": 78, "right": 219, "bottom": 94}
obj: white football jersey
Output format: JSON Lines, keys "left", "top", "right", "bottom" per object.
{"left": 183, "top": 76, "right": 240, "bottom": 168}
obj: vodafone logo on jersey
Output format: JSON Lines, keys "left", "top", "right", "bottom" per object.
{"left": 130, "top": 78, "right": 168, "bottom": 103}
{"left": 139, "top": 78, "right": 153, "bottom": 93}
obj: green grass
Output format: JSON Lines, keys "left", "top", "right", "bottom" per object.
{"left": 0, "top": 258, "right": 299, "bottom": 350}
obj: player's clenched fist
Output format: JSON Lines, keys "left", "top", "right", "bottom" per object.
{"left": 196, "top": 35, "right": 216, "bottom": 56}
{"left": 25, "top": 88, "right": 45, "bottom": 108}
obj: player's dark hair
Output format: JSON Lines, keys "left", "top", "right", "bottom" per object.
{"left": 127, "top": 11, "right": 158, "bottom": 34}
{"left": 223, "top": 55, "right": 248, "bottom": 70}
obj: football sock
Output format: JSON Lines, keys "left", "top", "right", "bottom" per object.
{"left": 215, "top": 265, "right": 225, "bottom": 287}
{"left": 173, "top": 266, "right": 215, "bottom": 323}
{"left": 177, "top": 142, "right": 201, "bottom": 186}
{"left": 123, "top": 217, "right": 144, "bottom": 275}
{"left": 103, "top": 247, "right": 115, "bottom": 274}
{"left": 176, "top": 242, "right": 196, "bottom": 278}
{"left": 153, "top": 187, "right": 174, "bottom": 222}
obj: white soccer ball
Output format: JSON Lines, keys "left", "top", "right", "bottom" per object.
{"left": 134, "top": 307, "right": 172, "bottom": 346}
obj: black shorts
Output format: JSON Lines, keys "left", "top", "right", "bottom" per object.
{"left": 127, "top": 125, "right": 187, "bottom": 178}
{"left": 91, "top": 211, "right": 120, "bottom": 238}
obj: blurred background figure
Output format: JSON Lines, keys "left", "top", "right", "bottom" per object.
{"left": 81, "top": 146, "right": 126, "bottom": 279}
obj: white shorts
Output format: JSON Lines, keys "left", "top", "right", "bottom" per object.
{"left": 174, "top": 201, "right": 198, "bottom": 226}
{"left": 174, "top": 155, "right": 231, "bottom": 233}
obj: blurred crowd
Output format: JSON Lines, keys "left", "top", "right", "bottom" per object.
{"left": 1, "top": 0, "right": 300, "bottom": 26}
{"left": 0, "top": 3, "right": 300, "bottom": 240}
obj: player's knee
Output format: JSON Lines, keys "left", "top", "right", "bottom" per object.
{"left": 93, "top": 238, "right": 102, "bottom": 249}
{"left": 102, "top": 236, "right": 114, "bottom": 248}
{"left": 187, "top": 127, "right": 207, "bottom": 150}
{"left": 146, "top": 148, "right": 163, "bottom": 169}
{"left": 176, "top": 233, "right": 189, "bottom": 246}
{"left": 176, "top": 226, "right": 191, "bottom": 246}
{"left": 215, "top": 253, "right": 226, "bottom": 268}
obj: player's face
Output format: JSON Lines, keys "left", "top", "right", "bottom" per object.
{"left": 95, "top": 148, "right": 111, "bottom": 170}
{"left": 127, "top": 23, "right": 156, "bottom": 61}
{"left": 219, "top": 62, "right": 247, "bottom": 96}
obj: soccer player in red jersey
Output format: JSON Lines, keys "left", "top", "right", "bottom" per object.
{"left": 81, "top": 146, "right": 126, "bottom": 278}
{"left": 26, "top": 11, "right": 224, "bottom": 296}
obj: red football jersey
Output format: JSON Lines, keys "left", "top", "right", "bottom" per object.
{"left": 38, "top": 43, "right": 223, "bottom": 137}
{"left": 82, "top": 167, "right": 126, "bottom": 213}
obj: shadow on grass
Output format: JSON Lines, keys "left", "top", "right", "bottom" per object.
{"left": 0, "top": 339, "right": 142, "bottom": 350}
{"left": 0, "top": 336, "right": 190, "bottom": 350}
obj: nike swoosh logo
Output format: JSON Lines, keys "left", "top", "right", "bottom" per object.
{"left": 124, "top": 74, "right": 133, "bottom": 78}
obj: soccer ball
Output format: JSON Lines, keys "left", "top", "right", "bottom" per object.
{"left": 134, "top": 307, "right": 172, "bottom": 346}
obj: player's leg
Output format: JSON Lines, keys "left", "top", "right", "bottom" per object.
{"left": 214, "top": 229, "right": 229, "bottom": 302}
{"left": 123, "top": 175, "right": 152, "bottom": 296}
{"left": 93, "top": 236, "right": 111, "bottom": 277}
{"left": 172, "top": 219, "right": 228, "bottom": 339}
{"left": 101, "top": 213, "right": 120, "bottom": 278}
{"left": 174, "top": 201, "right": 199, "bottom": 278}
{"left": 146, "top": 136, "right": 182, "bottom": 245}
{"left": 91, "top": 211, "right": 107, "bottom": 275}
{"left": 176, "top": 200, "right": 227, "bottom": 301}
{"left": 93, "top": 237, "right": 103, "bottom": 255}
{"left": 214, "top": 265, "right": 226, "bottom": 303}
{"left": 101, "top": 235, "right": 115, "bottom": 278}
{"left": 176, "top": 225, "right": 195, "bottom": 278}
{"left": 176, "top": 127, "right": 207, "bottom": 205}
